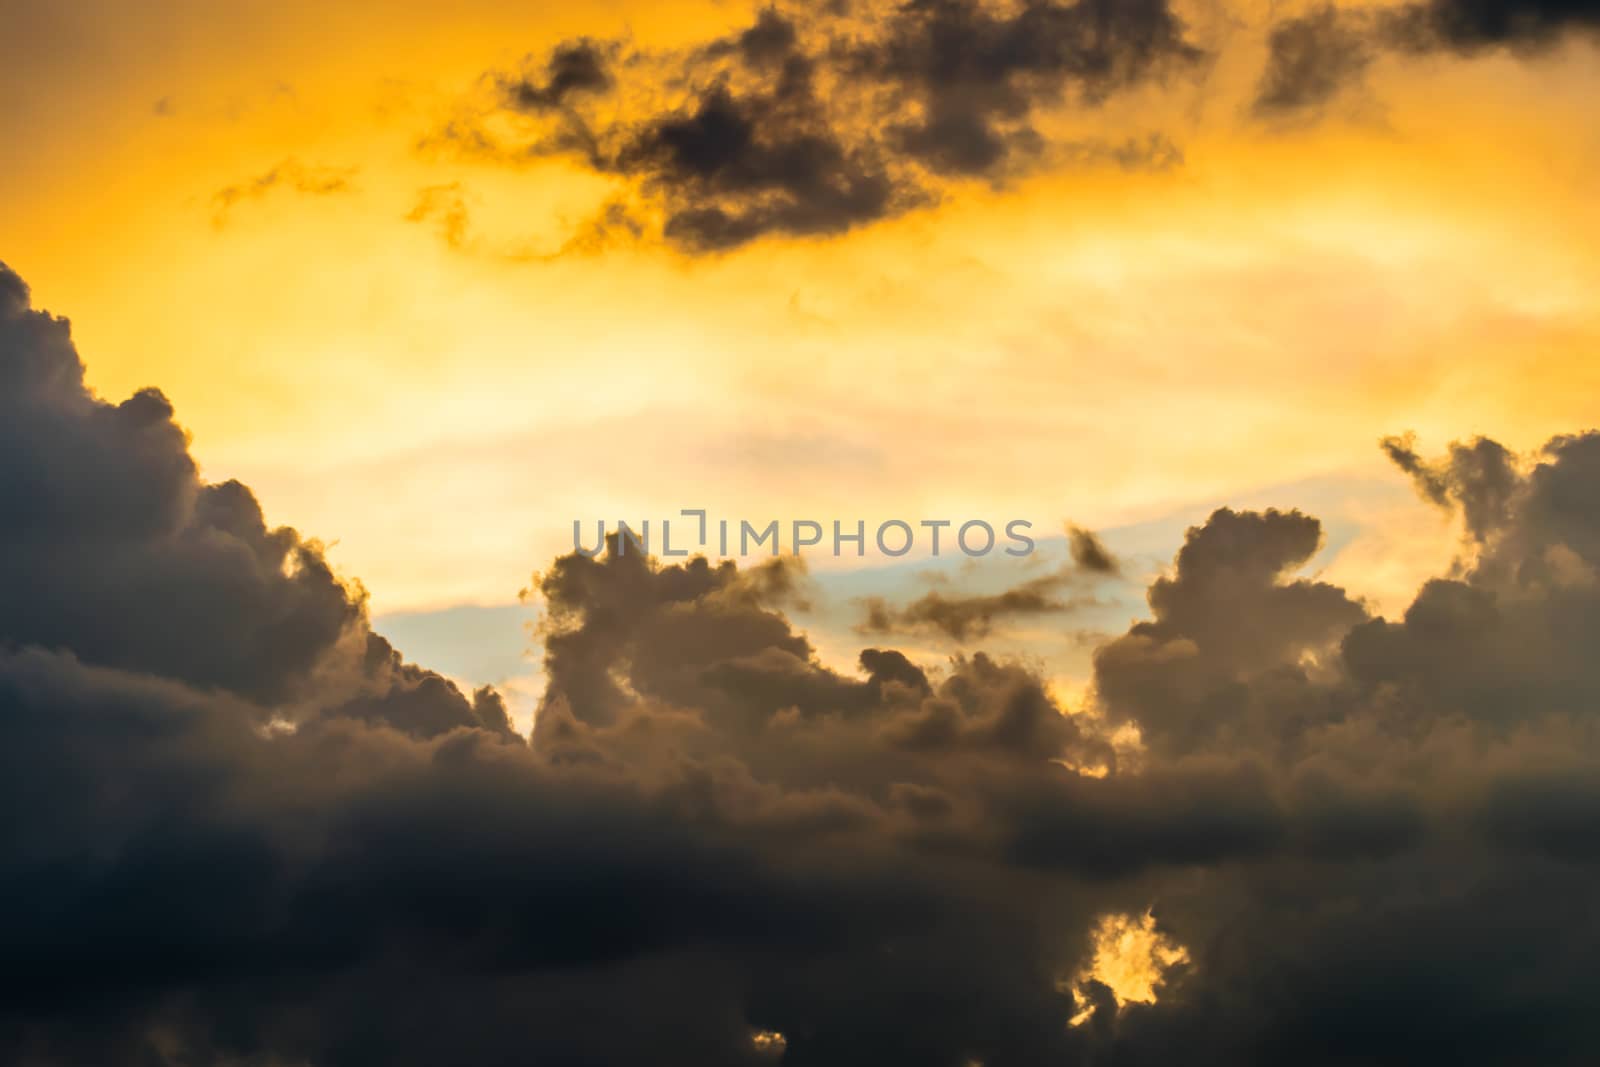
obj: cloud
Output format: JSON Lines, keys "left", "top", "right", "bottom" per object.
{"left": 404, "top": 181, "right": 642, "bottom": 260}
{"left": 498, "top": 38, "right": 616, "bottom": 111}
{"left": 856, "top": 535, "right": 1118, "bottom": 639}
{"left": 1386, "top": 0, "right": 1600, "bottom": 54}
{"left": 1252, "top": 6, "right": 1375, "bottom": 117}
{"left": 0, "top": 262, "right": 511, "bottom": 733}
{"left": 431, "top": 2, "right": 1600, "bottom": 239}
{"left": 405, "top": 181, "right": 472, "bottom": 248}
{"left": 857, "top": 578, "right": 1090, "bottom": 639}
{"left": 1255, "top": 0, "right": 1600, "bottom": 116}
{"left": 1382, "top": 430, "right": 1520, "bottom": 547}
{"left": 9, "top": 260, "right": 1600, "bottom": 1063}
{"left": 211, "top": 158, "right": 357, "bottom": 226}
{"left": 431, "top": 0, "right": 1204, "bottom": 250}
{"left": 1093, "top": 507, "right": 1368, "bottom": 754}
{"left": 1068, "top": 523, "right": 1121, "bottom": 574}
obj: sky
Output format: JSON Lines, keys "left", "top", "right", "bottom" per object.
{"left": 10, "top": 0, "right": 1600, "bottom": 722}
{"left": 5, "top": 0, "right": 1600, "bottom": 1064}
{"left": 7, "top": 0, "right": 1600, "bottom": 617}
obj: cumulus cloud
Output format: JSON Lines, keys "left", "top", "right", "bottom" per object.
{"left": 0, "top": 264, "right": 513, "bottom": 731}
{"left": 7, "top": 261, "right": 1600, "bottom": 1064}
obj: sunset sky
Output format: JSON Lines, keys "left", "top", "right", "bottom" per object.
{"left": 11, "top": 0, "right": 1600, "bottom": 728}
{"left": 5, "top": 1, "right": 1600, "bottom": 1063}
{"left": 9, "top": 0, "right": 1600, "bottom": 604}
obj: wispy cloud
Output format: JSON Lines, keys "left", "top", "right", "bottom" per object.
{"left": 210, "top": 157, "right": 357, "bottom": 227}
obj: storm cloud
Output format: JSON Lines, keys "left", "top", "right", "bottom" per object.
{"left": 7, "top": 260, "right": 1600, "bottom": 1065}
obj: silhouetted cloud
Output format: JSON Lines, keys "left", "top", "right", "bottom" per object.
{"left": 432, "top": 0, "right": 1204, "bottom": 250}
{"left": 1253, "top": 6, "right": 1374, "bottom": 116}
{"left": 858, "top": 529, "right": 1118, "bottom": 639}
{"left": 1387, "top": 0, "right": 1600, "bottom": 54}
{"left": 1256, "top": 0, "right": 1600, "bottom": 116}
{"left": 0, "top": 262, "right": 509, "bottom": 731}
{"left": 1383, "top": 430, "right": 1520, "bottom": 546}
{"left": 858, "top": 580, "right": 1095, "bottom": 640}
{"left": 498, "top": 38, "right": 616, "bottom": 111}
{"left": 1068, "top": 524, "right": 1121, "bottom": 574}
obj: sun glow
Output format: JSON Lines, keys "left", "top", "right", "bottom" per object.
{"left": 1066, "top": 911, "right": 1190, "bottom": 1027}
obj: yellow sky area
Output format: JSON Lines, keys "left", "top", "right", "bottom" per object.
{"left": 1067, "top": 910, "right": 1191, "bottom": 1024}
{"left": 4, "top": 2, "right": 1598, "bottom": 611}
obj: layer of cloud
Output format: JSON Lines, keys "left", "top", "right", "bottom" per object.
{"left": 7, "top": 260, "right": 1600, "bottom": 1064}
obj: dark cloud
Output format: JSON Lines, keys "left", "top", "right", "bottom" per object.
{"left": 1068, "top": 523, "right": 1120, "bottom": 574}
{"left": 616, "top": 80, "right": 909, "bottom": 251}
{"left": 1093, "top": 507, "right": 1368, "bottom": 754}
{"left": 857, "top": 527, "right": 1119, "bottom": 640}
{"left": 858, "top": 563, "right": 1110, "bottom": 640}
{"left": 1385, "top": 0, "right": 1600, "bottom": 53}
{"left": 10, "top": 261, "right": 1600, "bottom": 1063}
{"left": 857, "top": 578, "right": 1093, "bottom": 640}
{"left": 1079, "top": 432, "right": 1600, "bottom": 1065}
{"left": 1383, "top": 430, "right": 1520, "bottom": 548}
{"left": 433, "top": 0, "right": 1204, "bottom": 250}
{"left": 1341, "top": 429, "right": 1600, "bottom": 725}
{"left": 210, "top": 158, "right": 357, "bottom": 226}
{"left": 843, "top": 0, "right": 1202, "bottom": 174}
{"left": 0, "top": 262, "right": 509, "bottom": 732}
{"left": 1252, "top": 6, "right": 1374, "bottom": 116}
{"left": 498, "top": 38, "right": 615, "bottom": 112}
{"left": 1256, "top": 0, "right": 1600, "bottom": 116}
